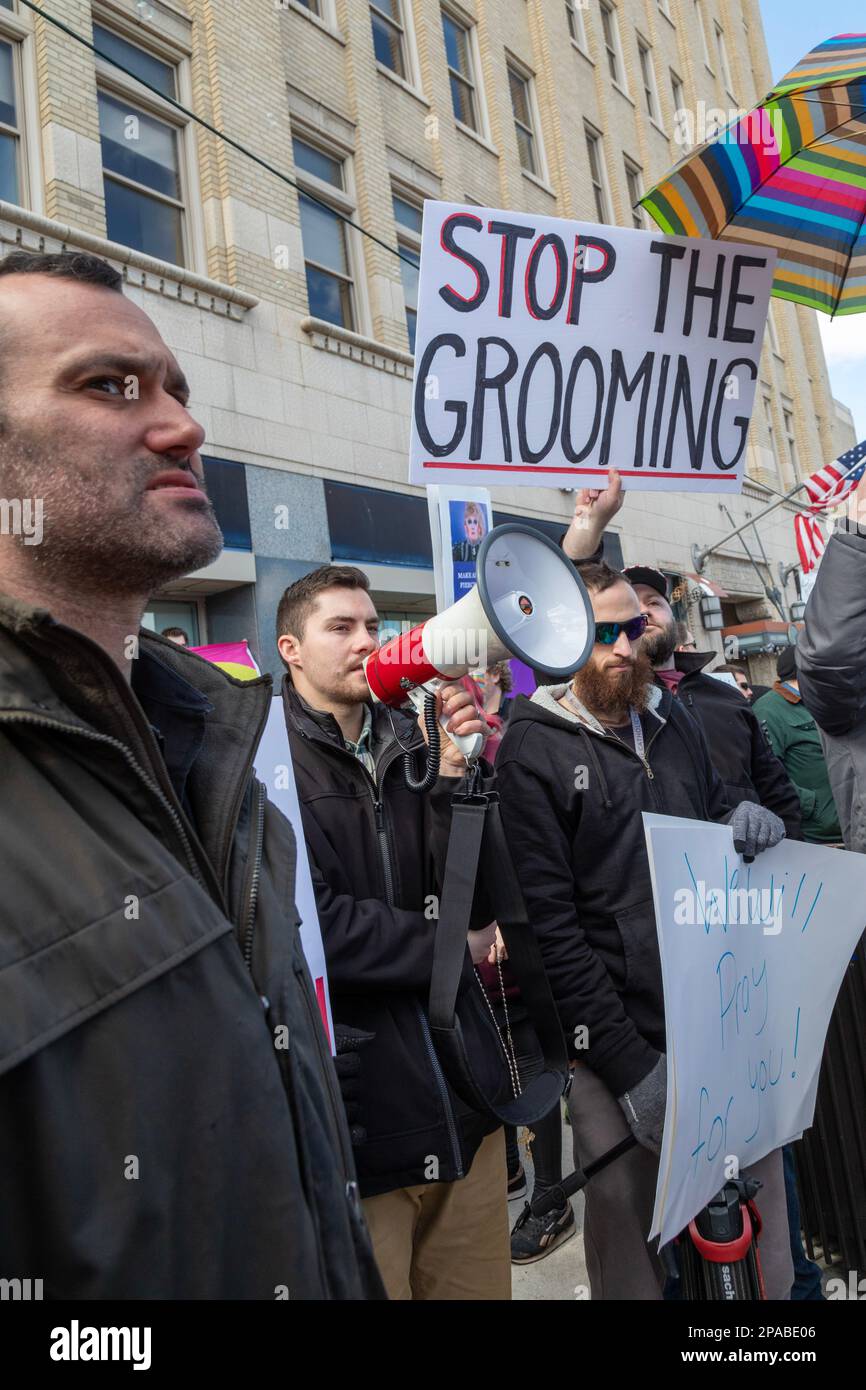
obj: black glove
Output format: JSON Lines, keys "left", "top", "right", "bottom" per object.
{"left": 334, "top": 1025, "right": 376, "bottom": 1146}
{"left": 729, "top": 802, "right": 786, "bottom": 863}
{"left": 618, "top": 1054, "right": 666, "bottom": 1155}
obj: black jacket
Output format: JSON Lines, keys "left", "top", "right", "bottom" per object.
{"left": 0, "top": 599, "right": 383, "bottom": 1299}
{"left": 496, "top": 684, "right": 733, "bottom": 1097}
{"left": 282, "top": 681, "right": 498, "bottom": 1197}
{"left": 666, "top": 652, "right": 802, "bottom": 838}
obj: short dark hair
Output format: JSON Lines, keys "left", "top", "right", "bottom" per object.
{"left": 0, "top": 250, "right": 123, "bottom": 291}
{"left": 161, "top": 626, "right": 190, "bottom": 643}
{"left": 490, "top": 659, "right": 513, "bottom": 693}
{"left": 576, "top": 560, "right": 627, "bottom": 596}
{"left": 276, "top": 564, "right": 371, "bottom": 652}
{"left": 715, "top": 663, "right": 748, "bottom": 678}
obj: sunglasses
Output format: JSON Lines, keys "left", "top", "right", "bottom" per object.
{"left": 594, "top": 614, "right": 649, "bottom": 645}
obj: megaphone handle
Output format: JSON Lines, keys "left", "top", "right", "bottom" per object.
{"left": 405, "top": 683, "right": 485, "bottom": 765}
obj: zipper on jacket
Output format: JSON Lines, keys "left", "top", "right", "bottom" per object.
{"left": 0, "top": 711, "right": 211, "bottom": 894}
{"left": 373, "top": 799, "right": 397, "bottom": 905}
{"left": 242, "top": 779, "right": 267, "bottom": 972}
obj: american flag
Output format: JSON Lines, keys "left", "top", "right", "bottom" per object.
{"left": 803, "top": 438, "right": 866, "bottom": 514}
{"left": 794, "top": 514, "right": 826, "bottom": 573}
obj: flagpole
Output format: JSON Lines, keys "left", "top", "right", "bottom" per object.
{"left": 692, "top": 451, "right": 866, "bottom": 572}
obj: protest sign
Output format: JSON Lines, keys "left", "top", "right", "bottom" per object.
{"left": 643, "top": 813, "right": 866, "bottom": 1248}
{"left": 409, "top": 203, "right": 775, "bottom": 493}
{"left": 426, "top": 484, "right": 493, "bottom": 609}
{"left": 253, "top": 696, "right": 335, "bottom": 1052}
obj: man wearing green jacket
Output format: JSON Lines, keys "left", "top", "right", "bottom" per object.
{"left": 753, "top": 647, "right": 842, "bottom": 844}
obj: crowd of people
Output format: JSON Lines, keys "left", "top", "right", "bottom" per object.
{"left": 0, "top": 250, "right": 861, "bottom": 1303}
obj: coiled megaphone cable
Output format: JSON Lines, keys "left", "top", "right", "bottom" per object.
{"left": 385, "top": 691, "right": 442, "bottom": 792}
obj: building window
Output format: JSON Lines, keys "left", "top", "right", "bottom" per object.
{"left": 442, "top": 8, "right": 479, "bottom": 132}
{"left": 624, "top": 159, "right": 644, "bottom": 229}
{"left": 585, "top": 125, "right": 610, "bottom": 223}
{"left": 637, "top": 38, "right": 659, "bottom": 123}
{"left": 370, "top": 1, "right": 407, "bottom": 79}
{"left": 94, "top": 24, "right": 186, "bottom": 266}
{"left": 763, "top": 395, "right": 779, "bottom": 470}
{"left": 508, "top": 62, "right": 540, "bottom": 177}
{"left": 714, "top": 22, "right": 734, "bottom": 95}
{"left": 293, "top": 135, "right": 356, "bottom": 331}
{"left": 783, "top": 407, "right": 799, "bottom": 475}
{"left": 295, "top": 0, "right": 321, "bottom": 13}
{"left": 0, "top": 37, "right": 22, "bottom": 205}
{"left": 694, "top": 0, "right": 712, "bottom": 69}
{"left": 767, "top": 304, "right": 781, "bottom": 355}
{"left": 657, "top": 0, "right": 672, "bottom": 18}
{"left": 565, "top": 1, "right": 587, "bottom": 49}
{"left": 600, "top": 3, "right": 624, "bottom": 88}
{"left": 393, "top": 192, "right": 422, "bottom": 353}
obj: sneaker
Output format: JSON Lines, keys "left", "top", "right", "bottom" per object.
{"left": 510, "top": 1200, "right": 575, "bottom": 1264}
{"left": 507, "top": 1165, "right": 527, "bottom": 1202}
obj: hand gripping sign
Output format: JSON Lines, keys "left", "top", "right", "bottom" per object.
{"left": 409, "top": 203, "right": 776, "bottom": 493}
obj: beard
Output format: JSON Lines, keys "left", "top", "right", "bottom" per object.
{"left": 642, "top": 617, "right": 678, "bottom": 667}
{"left": 0, "top": 424, "right": 223, "bottom": 597}
{"left": 572, "top": 647, "right": 654, "bottom": 720}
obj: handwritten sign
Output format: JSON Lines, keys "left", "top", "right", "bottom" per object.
{"left": 409, "top": 203, "right": 775, "bottom": 492}
{"left": 643, "top": 813, "right": 866, "bottom": 1247}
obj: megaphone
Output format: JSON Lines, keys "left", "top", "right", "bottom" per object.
{"left": 365, "top": 524, "right": 594, "bottom": 785}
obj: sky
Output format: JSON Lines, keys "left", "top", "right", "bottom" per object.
{"left": 759, "top": 1, "right": 866, "bottom": 444}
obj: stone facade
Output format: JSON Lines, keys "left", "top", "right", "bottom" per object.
{"left": 2, "top": 0, "right": 856, "bottom": 678}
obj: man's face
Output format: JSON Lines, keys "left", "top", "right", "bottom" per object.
{"left": 734, "top": 671, "right": 753, "bottom": 699}
{"left": 280, "top": 586, "right": 380, "bottom": 706}
{"left": 0, "top": 276, "right": 222, "bottom": 597}
{"left": 573, "top": 579, "right": 652, "bottom": 717}
{"left": 634, "top": 582, "right": 677, "bottom": 665}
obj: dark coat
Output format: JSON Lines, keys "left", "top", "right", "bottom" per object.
{"left": 496, "top": 684, "right": 733, "bottom": 1097}
{"left": 0, "top": 598, "right": 383, "bottom": 1299}
{"left": 796, "top": 519, "right": 866, "bottom": 852}
{"left": 666, "top": 652, "right": 802, "bottom": 838}
{"left": 282, "top": 681, "right": 497, "bottom": 1198}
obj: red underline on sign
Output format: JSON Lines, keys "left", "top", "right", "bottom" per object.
{"left": 421, "top": 461, "right": 740, "bottom": 479}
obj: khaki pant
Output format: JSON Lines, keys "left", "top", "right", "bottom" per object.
{"left": 361, "top": 1128, "right": 511, "bottom": 1300}
{"left": 568, "top": 1061, "right": 794, "bottom": 1301}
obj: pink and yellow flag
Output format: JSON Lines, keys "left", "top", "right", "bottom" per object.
{"left": 190, "top": 640, "right": 261, "bottom": 682}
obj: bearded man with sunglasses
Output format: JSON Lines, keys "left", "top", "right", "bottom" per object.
{"left": 496, "top": 562, "right": 792, "bottom": 1300}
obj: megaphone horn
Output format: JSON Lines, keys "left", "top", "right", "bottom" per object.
{"left": 365, "top": 524, "right": 595, "bottom": 709}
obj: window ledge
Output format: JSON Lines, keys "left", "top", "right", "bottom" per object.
{"left": 649, "top": 118, "right": 668, "bottom": 139}
{"left": 658, "top": 7, "right": 677, "bottom": 29}
{"left": 0, "top": 201, "right": 258, "bottom": 315}
{"left": 300, "top": 316, "right": 414, "bottom": 376}
{"left": 283, "top": 1, "right": 347, "bottom": 46}
{"left": 521, "top": 168, "right": 557, "bottom": 199}
{"left": 455, "top": 121, "right": 499, "bottom": 158}
{"left": 376, "top": 62, "right": 430, "bottom": 107}
{"left": 612, "top": 82, "right": 635, "bottom": 107}
{"left": 571, "top": 40, "right": 594, "bottom": 64}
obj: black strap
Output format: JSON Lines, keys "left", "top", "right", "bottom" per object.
{"left": 429, "top": 800, "right": 489, "bottom": 1028}
{"left": 428, "top": 788, "right": 568, "bottom": 1123}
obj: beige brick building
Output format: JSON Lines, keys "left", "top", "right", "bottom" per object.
{"left": 1, "top": 0, "right": 856, "bottom": 680}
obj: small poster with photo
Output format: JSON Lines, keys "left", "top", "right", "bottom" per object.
{"left": 426, "top": 485, "right": 493, "bottom": 611}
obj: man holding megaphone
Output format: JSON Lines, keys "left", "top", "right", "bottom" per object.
{"left": 276, "top": 563, "right": 511, "bottom": 1301}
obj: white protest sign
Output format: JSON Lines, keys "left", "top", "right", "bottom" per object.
{"left": 643, "top": 813, "right": 866, "bottom": 1248}
{"left": 409, "top": 203, "right": 775, "bottom": 493}
{"left": 254, "top": 695, "right": 335, "bottom": 1053}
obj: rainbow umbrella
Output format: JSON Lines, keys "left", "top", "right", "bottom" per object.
{"left": 641, "top": 34, "right": 866, "bottom": 316}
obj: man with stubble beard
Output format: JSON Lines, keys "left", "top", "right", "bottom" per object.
{"left": 0, "top": 251, "right": 382, "bottom": 1298}
{"left": 496, "top": 562, "right": 791, "bottom": 1299}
